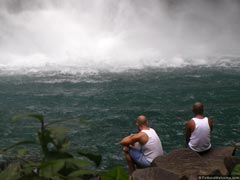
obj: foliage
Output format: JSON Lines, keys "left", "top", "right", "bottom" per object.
{"left": 232, "top": 164, "right": 240, "bottom": 176}
{"left": 0, "top": 114, "right": 128, "bottom": 180}
{"left": 0, "top": 114, "right": 101, "bottom": 180}
{"left": 101, "top": 166, "right": 129, "bottom": 180}
{"left": 77, "top": 151, "right": 102, "bottom": 167}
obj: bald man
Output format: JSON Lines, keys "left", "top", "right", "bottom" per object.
{"left": 185, "top": 102, "right": 213, "bottom": 154}
{"left": 120, "top": 115, "right": 163, "bottom": 174}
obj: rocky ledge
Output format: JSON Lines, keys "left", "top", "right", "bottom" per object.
{"left": 132, "top": 147, "right": 240, "bottom": 180}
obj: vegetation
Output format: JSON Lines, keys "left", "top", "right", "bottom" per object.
{"left": 232, "top": 164, "right": 240, "bottom": 176}
{"left": 0, "top": 114, "right": 128, "bottom": 180}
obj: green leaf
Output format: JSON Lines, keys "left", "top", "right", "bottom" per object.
{"left": 49, "top": 176, "right": 62, "bottom": 180}
{"left": 17, "top": 148, "right": 27, "bottom": 156}
{"left": 78, "top": 151, "right": 102, "bottom": 167}
{"left": 38, "top": 127, "right": 72, "bottom": 160}
{"left": 39, "top": 159, "right": 66, "bottom": 178}
{"left": 101, "top": 166, "right": 129, "bottom": 180}
{"left": 3, "top": 140, "right": 38, "bottom": 151}
{"left": 68, "top": 169, "right": 97, "bottom": 177}
{"left": 46, "top": 118, "right": 89, "bottom": 127}
{"left": 49, "top": 127, "right": 69, "bottom": 148}
{"left": 18, "top": 175, "right": 49, "bottom": 180}
{"left": 12, "top": 113, "right": 45, "bottom": 132}
{"left": 12, "top": 114, "right": 44, "bottom": 123}
{"left": 67, "top": 177, "right": 83, "bottom": 180}
{"left": 0, "top": 163, "right": 20, "bottom": 180}
{"left": 64, "top": 158, "right": 90, "bottom": 169}
{"left": 46, "top": 152, "right": 74, "bottom": 160}
{"left": 232, "top": 164, "right": 240, "bottom": 176}
{"left": 39, "top": 158, "right": 90, "bottom": 178}
{"left": 58, "top": 158, "right": 91, "bottom": 177}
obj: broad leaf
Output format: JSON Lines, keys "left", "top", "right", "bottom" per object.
{"left": 64, "top": 158, "right": 90, "bottom": 170}
{"left": 39, "top": 158, "right": 90, "bottom": 178}
{"left": 17, "top": 148, "right": 27, "bottom": 156}
{"left": 3, "top": 140, "right": 38, "bottom": 151}
{"left": 68, "top": 169, "right": 97, "bottom": 177}
{"left": 39, "top": 159, "right": 66, "bottom": 178}
{"left": 78, "top": 151, "right": 102, "bottom": 167}
{"left": 18, "top": 175, "right": 49, "bottom": 180}
{"left": 0, "top": 163, "right": 20, "bottom": 180}
{"left": 232, "top": 164, "right": 240, "bottom": 176}
{"left": 12, "top": 114, "right": 44, "bottom": 123}
{"left": 101, "top": 166, "right": 129, "bottom": 180}
{"left": 58, "top": 158, "right": 91, "bottom": 177}
{"left": 12, "top": 113, "right": 45, "bottom": 132}
{"left": 48, "top": 127, "right": 69, "bottom": 152}
{"left": 46, "top": 118, "right": 89, "bottom": 127}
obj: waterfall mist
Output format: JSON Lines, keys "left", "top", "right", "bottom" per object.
{"left": 0, "top": 0, "right": 240, "bottom": 73}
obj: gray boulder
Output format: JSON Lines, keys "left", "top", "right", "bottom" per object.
{"left": 224, "top": 156, "right": 240, "bottom": 173}
{"left": 132, "top": 147, "right": 236, "bottom": 180}
{"left": 132, "top": 167, "right": 187, "bottom": 180}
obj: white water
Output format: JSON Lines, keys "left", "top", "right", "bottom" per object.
{"left": 0, "top": 0, "right": 240, "bottom": 73}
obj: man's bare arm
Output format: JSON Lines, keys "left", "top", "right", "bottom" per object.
{"left": 208, "top": 118, "right": 213, "bottom": 131}
{"left": 120, "top": 132, "right": 146, "bottom": 146}
{"left": 185, "top": 119, "right": 195, "bottom": 145}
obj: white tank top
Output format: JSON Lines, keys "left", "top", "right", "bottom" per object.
{"left": 188, "top": 117, "right": 211, "bottom": 152}
{"left": 141, "top": 128, "right": 164, "bottom": 162}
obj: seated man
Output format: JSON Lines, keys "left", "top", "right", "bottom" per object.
{"left": 120, "top": 115, "right": 164, "bottom": 174}
{"left": 185, "top": 102, "right": 213, "bottom": 154}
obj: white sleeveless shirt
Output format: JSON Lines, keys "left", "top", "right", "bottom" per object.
{"left": 141, "top": 128, "right": 164, "bottom": 162}
{"left": 188, "top": 117, "right": 211, "bottom": 152}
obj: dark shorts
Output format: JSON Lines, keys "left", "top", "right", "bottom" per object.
{"left": 129, "top": 144, "right": 151, "bottom": 168}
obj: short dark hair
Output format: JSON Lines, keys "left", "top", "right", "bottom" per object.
{"left": 192, "top": 102, "right": 204, "bottom": 115}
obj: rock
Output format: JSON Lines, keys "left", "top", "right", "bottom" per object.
{"left": 151, "top": 148, "right": 210, "bottom": 180}
{"left": 132, "top": 147, "right": 236, "bottom": 180}
{"left": 224, "top": 156, "right": 240, "bottom": 173}
{"left": 234, "top": 143, "right": 240, "bottom": 147}
{"left": 200, "top": 147, "right": 235, "bottom": 158}
{"left": 131, "top": 167, "right": 188, "bottom": 180}
{"left": 199, "top": 147, "right": 236, "bottom": 175}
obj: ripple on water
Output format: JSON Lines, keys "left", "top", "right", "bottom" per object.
{"left": 0, "top": 67, "right": 240, "bottom": 169}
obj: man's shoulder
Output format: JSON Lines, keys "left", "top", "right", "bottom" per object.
{"left": 133, "top": 131, "right": 147, "bottom": 138}
{"left": 186, "top": 118, "right": 195, "bottom": 124}
{"left": 141, "top": 128, "right": 155, "bottom": 133}
{"left": 137, "top": 131, "right": 150, "bottom": 140}
{"left": 185, "top": 119, "right": 195, "bottom": 129}
{"left": 137, "top": 131, "right": 148, "bottom": 136}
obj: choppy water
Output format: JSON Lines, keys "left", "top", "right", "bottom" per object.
{"left": 0, "top": 64, "right": 240, "bottom": 169}
{"left": 1, "top": 0, "right": 240, "bottom": 171}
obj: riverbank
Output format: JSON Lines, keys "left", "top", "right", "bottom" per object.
{"left": 132, "top": 146, "right": 240, "bottom": 180}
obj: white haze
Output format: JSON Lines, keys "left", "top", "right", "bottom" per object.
{"left": 0, "top": 0, "right": 240, "bottom": 73}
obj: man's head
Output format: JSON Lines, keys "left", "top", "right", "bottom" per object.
{"left": 136, "top": 115, "right": 148, "bottom": 131}
{"left": 192, "top": 102, "right": 204, "bottom": 115}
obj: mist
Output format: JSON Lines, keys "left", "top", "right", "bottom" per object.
{"left": 0, "top": 0, "right": 240, "bottom": 72}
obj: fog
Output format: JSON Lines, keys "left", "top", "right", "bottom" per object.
{"left": 0, "top": 0, "right": 239, "bottom": 71}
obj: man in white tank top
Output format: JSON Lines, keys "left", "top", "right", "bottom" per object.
{"left": 185, "top": 102, "right": 213, "bottom": 153}
{"left": 120, "top": 115, "right": 163, "bottom": 174}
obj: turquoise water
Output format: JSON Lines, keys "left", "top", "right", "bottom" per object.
{"left": 0, "top": 66, "right": 240, "bottom": 169}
